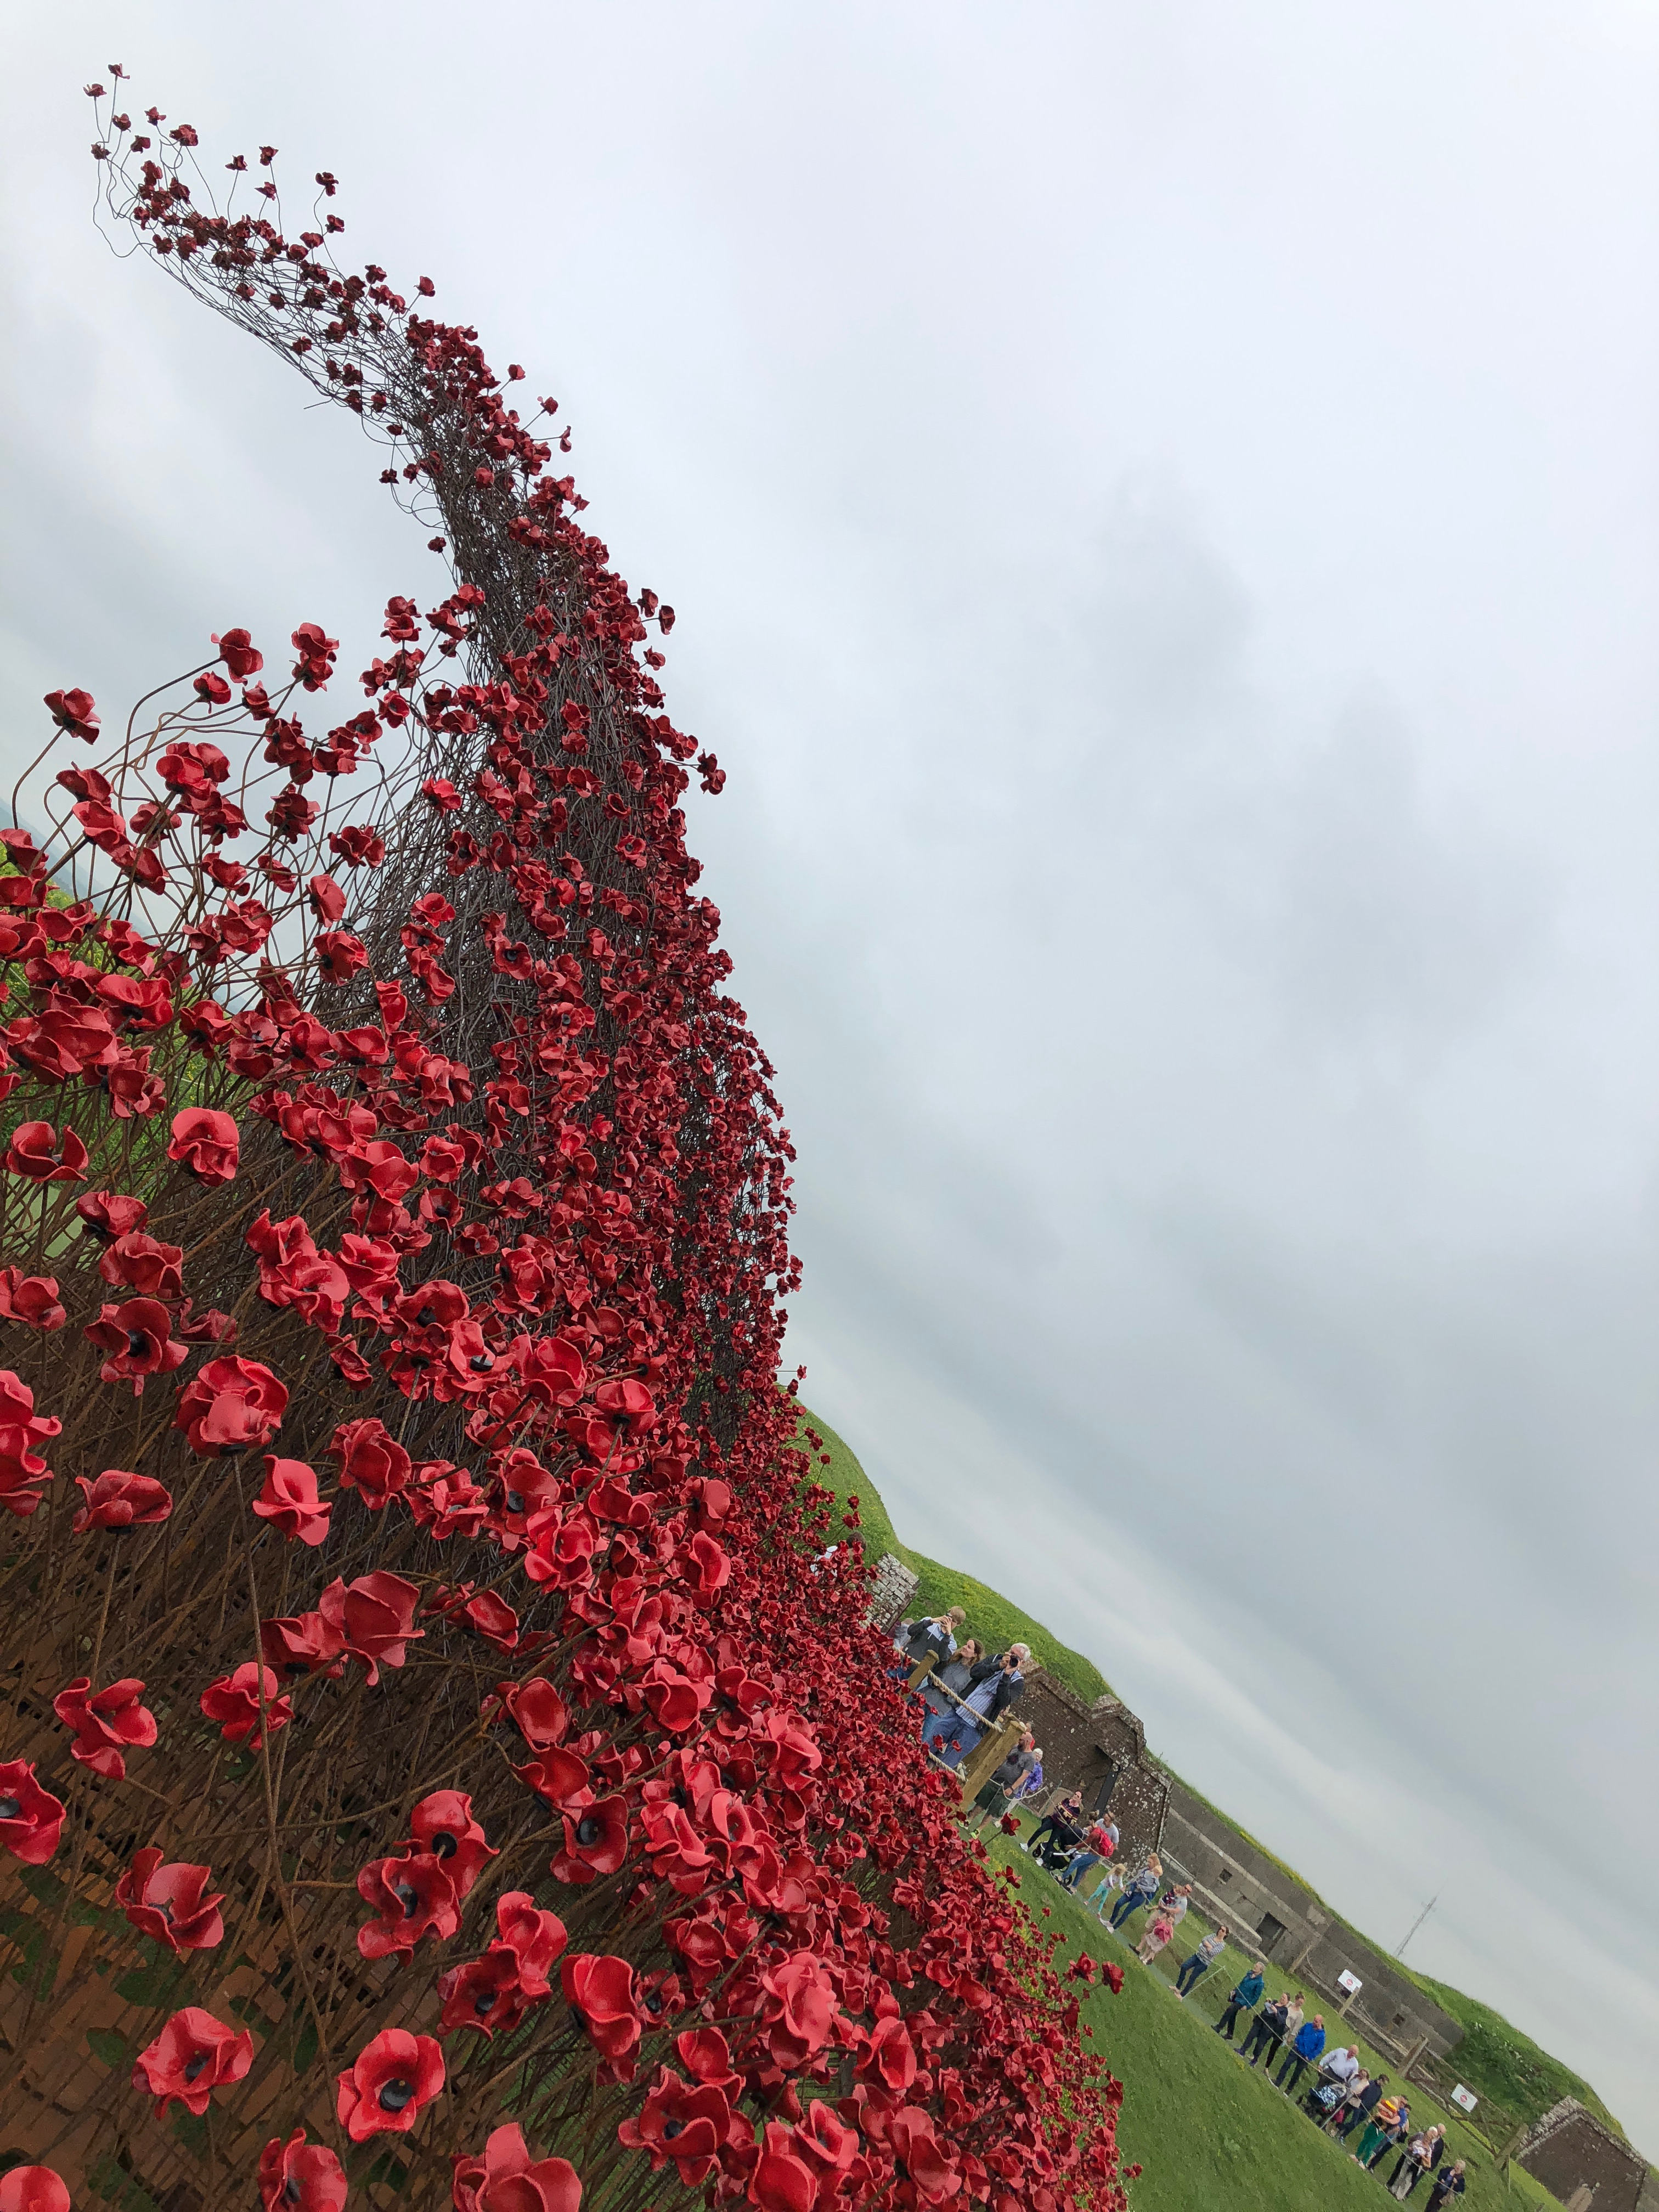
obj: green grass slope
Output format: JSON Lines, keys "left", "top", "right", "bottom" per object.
{"left": 795, "top": 1404, "right": 1109, "bottom": 1704}
{"left": 796, "top": 1400, "right": 1636, "bottom": 2161}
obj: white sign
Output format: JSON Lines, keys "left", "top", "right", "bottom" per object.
{"left": 1451, "top": 2085, "right": 1479, "bottom": 2114}
{"left": 1336, "top": 1970, "right": 1363, "bottom": 1997}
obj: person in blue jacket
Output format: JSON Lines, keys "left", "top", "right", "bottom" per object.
{"left": 1274, "top": 2011, "right": 1325, "bottom": 2095}
{"left": 1213, "top": 1961, "right": 1263, "bottom": 2042}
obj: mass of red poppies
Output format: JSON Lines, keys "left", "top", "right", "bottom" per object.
{"left": 0, "top": 81, "right": 1131, "bottom": 2212}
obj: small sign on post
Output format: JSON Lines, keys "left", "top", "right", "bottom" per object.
{"left": 1451, "top": 2085, "right": 1479, "bottom": 2114}
{"left": 1336, "top": 1970, "right": 1363, "bottom": 1997}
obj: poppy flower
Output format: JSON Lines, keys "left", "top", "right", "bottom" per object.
{"left": 98, "top": 1230, "right": 184, "bottom": 1299}
{"left": 452, "top": 2123, "right": 581, "bottom": 2212}
{"left": 0, "top": 2169, "right": 70, "bottom": 2212}
{"left": 749, "top": 2136, "right": 815, "bottom": 2212}
{"left": 855, "top": 2014, "right": 917, "bottom": 2092}
{"left": 0, "top": 1270, "right": 64, "bottom": 1330}
{"left": 193, "top": 672, "right": 232, "bottom": 706}
{"left": 488, "top": 1674, "right": 568, "bottom": 1750}
{"left": 438, "top": 1944, "right": 541, "bottom": 2038}
{"left": 200, "top": 1662, "right": 292, "bottom": 1748}
{"left": 308, "top": 872, "right": 347, "bottom": 924}
{"left": 252, "top": 1457, "right": 331, "bottom": 1545}
{"left": 618, "top": 2068, "right": 731, "bottom": 2183}
{"left": 0, "top": 1759, "right": 65, "bottom": 1864}
{"left": 4, "top": 1121, "right": 87, "bottom": 1183}
{"left": 43, "top": 686, "right": 98, "bottom": 740}
{"left": 174, "top": 1355, "right": 287, "bottom": 1455}
{"left": 356, "top": 1850, "right": 460, "bottom": 1959}
{"left": 115, "top": 1847, "right": 225, "bottom": 1951}
{"left": 257, "top": 2130, "right": 347, "bottom": 2212}
{"left": 213, "top": 627, "right": 264, "bottom": 680}
{"left": 83, "top": 1296, "right": 188, "bottom": 1393}
{"left": 560, "top": 1953, "right": 641, "bottom": 2063}
{"left": 494, "top": 1890, "right": 569, "bottom": 1990}
{"left": 408, "top": 1789, "right": 496, "bottom": 1892}
{"left": 315, "top": 928, "right": 368, "bottom": 984}
{"left": 551, "top": 1793, "right": 628, "bottom": 1887}
{"left": 133, "top": 2005, "right": 253, "bottom": 2117}
{"left": 167, "top": 1107, "right": 239, "bottom": 1186}
{"left": 75, "top": 1189, "right": 148, "bottom": 1242}
{"left": 317, "top": 1570, "right": 423, "bottom": 1683}
{"left": 335, "top": 2027, "right": 443, "bottom": 2141}
{"left": 885, "top": 2110, "right": 958, "bottom": 2204}
{"left": 52, "top": 1675, "right": 156, "bottom": 1779}
{"left": 328, "top": 1415, "right": 410, "bottom": 1509}
{"left": 73, "top": 1468, "right": 172, "bottom": 1533}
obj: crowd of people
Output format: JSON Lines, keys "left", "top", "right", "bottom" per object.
{"left": 893, "top": 1620, "right": 1474, "bottom": 2207}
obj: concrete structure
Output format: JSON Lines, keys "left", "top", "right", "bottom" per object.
{"left": 1513, "top": 2100, "right": 1656, "bottom": 2212}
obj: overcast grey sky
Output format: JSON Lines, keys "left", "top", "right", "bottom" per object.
{"left": 5, "top": 0, "right": 1658, "bottom": 2153}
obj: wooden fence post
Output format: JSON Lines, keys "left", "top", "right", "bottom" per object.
{"left": 959, "top": 1712, "right": 1022, "bottom": 1800}
{"left": 906, "top": 1652, "right": 939, "bottom": 1694}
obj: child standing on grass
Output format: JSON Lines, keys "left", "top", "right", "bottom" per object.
{"left": 1136, "top": 1907, "right": 1177, "bottom": 1966}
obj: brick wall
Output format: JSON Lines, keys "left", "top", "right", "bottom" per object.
{"left": 1515, "top": 2101, "right": 1650, "bottom": 2212}
{"left": 1010, "top": 1680, "right": 1169, "bottom": 1863}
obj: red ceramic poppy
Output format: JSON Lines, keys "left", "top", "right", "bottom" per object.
{"left": 0, "top": 1760, "right": 64, "bottom": 1865}
{"left": 4, "top": 1121, "right": 87, "bottom": 1183}
{"left": 335, "top": 2027, "right": 444, "bottom": 2141}
{"left": 749, "top": 2135, "right": 816, "bottom": 2212}
{"left": 407, "top": 1789, "right": 495, "bottom": 1892}
{"left": 451, "top": 2123, "right": 582, "bottom": 2212}
{"left": 52, "top": 1675, "right": 157, "bottom": 1780}
{"left": 173, "top": 1355, "right": 287, "bottom": 1455}
{"left": 257, "top": 2130, "right": 347, "bottom": 2212}
{"left": 328, "top": 1415, "right": 411, "bottom": 1509}
{"left": 0, "top": 2168, "right": 70, "bottom": 2212}
{"left": 0, "top": 1366, "right": 59, "bottom": 1519}
{"left": 115, "top": 1847, "right": 225, "bottom": 1952}
{"left": 132, "top": 2005, "right": 253, "bottom": 2117}
{"left": 75, "top": 1189, "right": 148, "bottom": 1242}
{"left": 552, "top": 1794, "right": 628, "bottom": 1885}
{"left": 251, "top": 1457, "right": 331, "bottom": 1545}
{"left": 354, "top": 1850, "right": 460, "bottom": 1960}
{"left": 166, "top": 1105, "right": 239, "bottom": 1184}
{"left": 72, "top": 1468, "right": 172, "bottom": 1533}
{"left": 0, "top": 1269, "right": 64, "bottom": 1330}
{"left": 315, "top": 1570, "right": 423, "bottom": 1683}
{"left": 560, "top": 1953, "right": 641, "bottom": 2063}
{"left": 618, "top": 2067, "right": 731, "bottom": 2183}
{"left": 200, "top": 1662, "right": 292, "bottom": 1748}
{"left": 493, "top": 1890, "right": 568, "bottom": 1992}
{"left": 97, "top": 1229, "right": 184, "bottom": 1299}
{"left": 83, "top": 1296, "right": 187, "bottom": 1393}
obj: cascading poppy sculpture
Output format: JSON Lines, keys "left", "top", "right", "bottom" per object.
{"left": 0, "top": 76, "right": 1131, "bottom": 2211}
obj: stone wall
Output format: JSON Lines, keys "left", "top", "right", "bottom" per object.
{"left": 1514, "top": 2100, "right": 1651, "bottom": 2212}
{"left": 867, "top": 1551, "right": 918, "bottom": 1634}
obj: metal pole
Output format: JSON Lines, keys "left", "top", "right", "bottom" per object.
{"left": 1395, "top": 1893, "right": 1438, "bottom": 1959}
